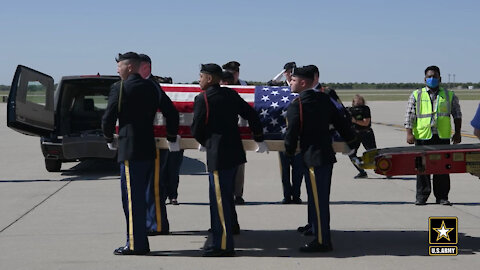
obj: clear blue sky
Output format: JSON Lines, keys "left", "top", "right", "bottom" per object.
{"left": 1, "top": 0, "right": 479, "bottom": 85}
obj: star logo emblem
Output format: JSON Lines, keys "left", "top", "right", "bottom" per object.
{"left": 433, "top": 220, "right": 454, "bottom": 241}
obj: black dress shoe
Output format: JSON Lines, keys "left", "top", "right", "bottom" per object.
{"left": 233, "top": 223, "right": 240, "bottom": 235}
{"left": 436, "top": 199, "right": 452, "bottom": 206}
{"left": 303, "top": 228, "right": 313, "bottom": 236}
{"left": 299, "top": 240, "right": 333, "bottom": 252}
{"left": 202, "top": 249, "right": 235, "bottom": 257}
{"left": 292, "top": 197, "right": 302, "bottom": 204}
{"left": 415, "top": 200, "right": 427, "bottom": 206}
{"left": 297, "top": 224, "right": 311, "bottom": 233}
{"left": 282, "top": 198, "right": 292, "bottom": 204}
{"left": 234, "top": 197, "right": 245, "bottom": 205}
{"left": 113, "top": 246, "right": 150, "bottom": 255}
{"left": 147, "top": 230, "right": 170, "bottom": 236}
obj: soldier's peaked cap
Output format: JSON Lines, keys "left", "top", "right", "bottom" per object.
{"left": 138, "top": 54, "right": 151, "bottom": 63}
{"left": 200, "top": 63, "right": 223, "bottom": 76}
{"left": 291, "top": 66, "right": 314, "bottom": 80}
{"left": 222, "top": 61, "right": 240, "bottom": 72}
{"left": 284, "top": 62, "right": 296, "bottom": 70}
{"left": 116, "top": 52, "right": 140, "bottom": 62}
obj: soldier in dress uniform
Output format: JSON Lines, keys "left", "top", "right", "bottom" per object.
{"left": 277, "top": 62, "right": 304, "bottom": 205}
{"left": 296, "top": 65, "right": 352, "bottom": 236}
{"left": 138, "top": 54, "right": 180, "bottom": 236}
{"left": 220, "top": 70, "right": 246, "bottom": 205}
{"left": 191, "top": 63, "right": 267, "bottom": 257}
{"left": 285, "top": 66, "right": 356, "bottom": 252}
{"left": 222, "top": 61, "right": 247, "bottom": 85}
{"left": 103, "top": 52, "right": 177, "bottom": 255}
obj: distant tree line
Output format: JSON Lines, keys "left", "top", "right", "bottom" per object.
{"left": 323, "top": 82, "right": 480, "bottom": 89}
{"left": 1, "top": 82, "right": 479, "bottom": 92}
{"left": 244, "top": 82, "right": 480, "bottom": 89}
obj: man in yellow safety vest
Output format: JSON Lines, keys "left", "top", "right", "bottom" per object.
{"left": 404, "top": 65, "right": 462, "bottom": 206}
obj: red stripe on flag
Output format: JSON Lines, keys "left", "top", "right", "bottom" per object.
{"left": 161, "top": 85, "right": 255, "bottom": 94}
{"left": 154, "top": 126, "right": 254, "bottom": 139}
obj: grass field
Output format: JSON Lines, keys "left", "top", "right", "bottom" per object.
{"left": 1, "top": 89, "right": 479, "bottom": 102}
{"left": 336, "top": 89, "right": 480, "bottom": 101}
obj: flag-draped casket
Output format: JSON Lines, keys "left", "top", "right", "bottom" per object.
{"left": 154, "top": 84, "right": 347, "bottom": 152}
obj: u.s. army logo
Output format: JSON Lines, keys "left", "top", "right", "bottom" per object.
{"left": 428, "top": 217, "right": 458, "bottom": 256}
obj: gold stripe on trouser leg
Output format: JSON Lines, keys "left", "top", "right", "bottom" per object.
{"left": 154, "top": 149, "right": 162, "bottom": 232}
{"left": 125, "top": 161, "right": 134, "bottom": 250}
{"left": 309, "top": 167, "right": 322, "bottom": 244}
{"left": 213, "top": 171, "right": 227, "bottom": 250}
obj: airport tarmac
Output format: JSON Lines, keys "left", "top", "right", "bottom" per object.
{"left": 0, "top": 101, "right": 479, "bottom": 270}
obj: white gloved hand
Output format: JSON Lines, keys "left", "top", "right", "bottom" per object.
{"left": 255, "top": 141, "right": 269, "bottom": 153}
{"left": 168, "top": 135, "right": 181, "bottom": 152}
{"left": 107, "top": 142, "right": 117, "bottom": 151}
{"left": 198, "top": 144, "right": 206, "bottom": 152}
{"left": 345, "top": 148, "right": 356, "bottom": 156}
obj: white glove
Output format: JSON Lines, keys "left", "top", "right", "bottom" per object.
{"left": 107, "top": 142, "right": 117, "bottom": 151}
{"left": 168, "top": 135, "right": 181, "bottom": 152}
{"left": 198, "top": 144, "right": 206, "bottom": 152}
{"left": 255, "top": 141, "right": 269, "bottom": 153}
{"left": 345, "top": 148, "right": 356, "bottom": 156}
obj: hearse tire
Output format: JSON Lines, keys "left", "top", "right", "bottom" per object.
{"left": 45, "top": 159, "right": 62, "bottom": 172}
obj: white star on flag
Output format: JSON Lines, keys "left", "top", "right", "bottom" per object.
{"left": 262, "top": 87, "right": 269, "bottom": 91}
{"left": 281, "top": 96, "right": 290, "bottom": 103}
{"left": 263, "top": 127, "right": 269, "bottom": 133}
{"left": 281, "top": 126, "right": 287, "bottom": 134}
{"left": 261, "top": 95, "right": 270, "bottom": 102}
{"left": 281, "top": 109, "right": 287, "bottom": 117}
{"left": 259, "top": 108, "right": 269, "bottom": 118}
{"left": 270, "top": 102, "right": 279, "bottom": 109}
{"left": 290, "top": 92, "right": 299, "bottom": 96}
{"left": 270, "top": 118, "right": 278, "bottom": 126}
{"left": 281, "top": 88, "right": 289, "bottom": 92}
{"left": 271, "top": 90, "right": 279, "bottom": 96}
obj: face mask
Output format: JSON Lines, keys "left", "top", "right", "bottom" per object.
{"left": 426, "top": 77, "right": 439, "bottom": 88}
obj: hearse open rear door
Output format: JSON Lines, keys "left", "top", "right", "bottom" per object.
{"left": 7, "top": 65, "right": 55, "bottom": 137}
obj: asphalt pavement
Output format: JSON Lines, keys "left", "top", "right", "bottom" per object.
{"left": 1, "top": 101, "right": 479, "bottom": 270}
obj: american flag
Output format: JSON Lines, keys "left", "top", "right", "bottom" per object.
{"left": 153, "top": 84, "right": 297, "bottom": 140}
{"left": 254, "top": 85, "right": 298, "bottom": 139}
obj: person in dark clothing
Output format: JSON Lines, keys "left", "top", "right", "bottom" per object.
{"left": 285, "top": 66, "right": 356, "bottom": 253}
{"left": 222, "top": 61, "right": 247, "bottom": 85}
{"left": 191, "top": 63, "right": 267, "bottom": 257}
{"left": 272, "top": 61, "right": 304, "bottom": 205}
{"left": 138, "top": 54, "right": 180, "bottom": 237}
{"left": 221, "top": 69, "right": 246, "bottom": 205}
{"left": 347, "top": 94, "right": 377, "bottom": 179}
{"left": 102, "top": 52, "right": 178, "bottom": 255}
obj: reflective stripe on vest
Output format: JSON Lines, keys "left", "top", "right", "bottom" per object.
{"left": 413, "top": 87, "right": 452, "bottom": 140}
